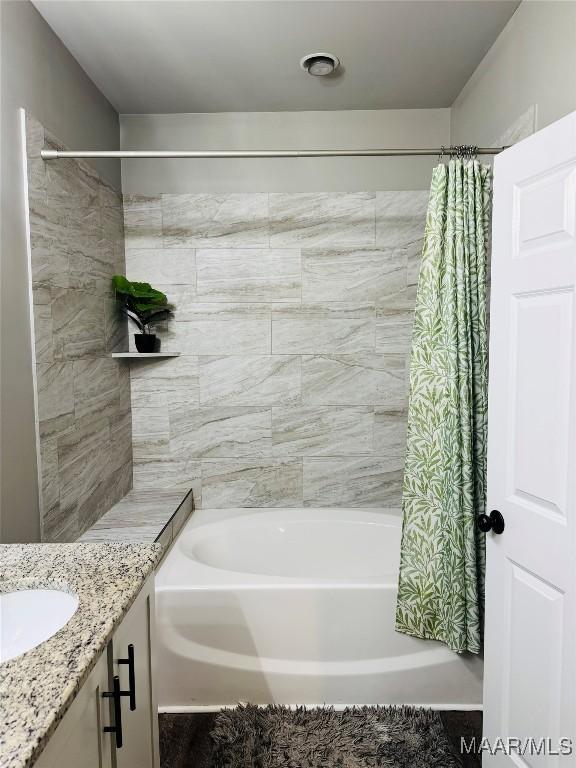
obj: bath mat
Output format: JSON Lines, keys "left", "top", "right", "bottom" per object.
{"left": 210, "top": 704, "right": 462, "bottom": 768}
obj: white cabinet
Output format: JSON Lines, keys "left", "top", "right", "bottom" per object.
{"left": 109, "top": 577, "right": 159, "bottom": 768}
{"left": 33, "top": 652, "right": 113, "bottom": 768}
{"left": 35, "top": 576, "right": 159, "bottom": 768}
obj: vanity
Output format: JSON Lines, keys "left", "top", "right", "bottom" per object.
{"left": 1, "top": 543, "right": 161, "bottom": 768}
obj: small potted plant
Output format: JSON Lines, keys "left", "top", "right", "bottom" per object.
{"left": 112, "top": 275, "right": 174, "bottom": 353}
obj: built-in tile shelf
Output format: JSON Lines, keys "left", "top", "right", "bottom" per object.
{"left": 110, "top": 352, "right": 181, "bottom": 358}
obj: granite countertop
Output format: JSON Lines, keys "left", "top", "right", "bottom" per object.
{"left": 0, "top": 542, "right": 162, "bottom": 768}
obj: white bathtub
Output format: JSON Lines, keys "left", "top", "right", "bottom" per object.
{"left": 155, "top": 508, "right": 483, "bottom": 710}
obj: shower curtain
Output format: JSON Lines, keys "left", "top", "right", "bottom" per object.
{"left": 395, "top": 158, "right": 491, "bottom": 654}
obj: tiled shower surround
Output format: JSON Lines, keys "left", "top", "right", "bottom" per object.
{"left": 124, "top": 190, "right": 428, "bottom": 508}
{"left": 26, "top": 115, "right": 132, "bottom": 542}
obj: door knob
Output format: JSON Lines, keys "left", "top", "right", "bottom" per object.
{"left": 478, "top": 510, "right": 505, "bottom": 534}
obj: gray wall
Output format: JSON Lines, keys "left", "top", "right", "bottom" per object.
{"left": 120, "top": 110, "right": 450, "bottom": 193}
{"left": 26, "top": 115, "right": 132, "bottom": 542}
{"left": 0, "top": 0, "right": 120, "bottom": 542}
{"left": 451, "top": 0, "right": 576, "bottom": 145}
{"left": 124, "top": 190, "right": 427, "bottom": 508}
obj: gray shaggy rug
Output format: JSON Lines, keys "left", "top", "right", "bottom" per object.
{"left": 210, "top": 704, "right": 462, "bottom": 768}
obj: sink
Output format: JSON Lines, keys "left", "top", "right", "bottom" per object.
{"left": 0, "top": 589, "right": 79, "bottom": 664}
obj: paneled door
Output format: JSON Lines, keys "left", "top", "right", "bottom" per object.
{"left": 483, "top": 111, "right": 576, "bottom": 765}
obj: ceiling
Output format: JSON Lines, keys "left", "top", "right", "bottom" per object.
{"left": 33, "top": 0, "right": 521, "bottom": 114}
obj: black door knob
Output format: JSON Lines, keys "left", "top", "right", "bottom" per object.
{"left": 478, "top": 510, "right": 505, "bottom": 534}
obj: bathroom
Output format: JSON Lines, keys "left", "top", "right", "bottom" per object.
{"left": 2, "top": 0, "right": 576, "bottom": 766}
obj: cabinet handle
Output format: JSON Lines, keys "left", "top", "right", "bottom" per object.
{"left": 103, "top": 675, "right": 123, "bottom": 748}
{"left": 118, "top": 643, "right": 136, "bottom": 711}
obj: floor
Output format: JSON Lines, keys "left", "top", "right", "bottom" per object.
{"left": 159, "top": 710, "right": 482, "bottom": 768}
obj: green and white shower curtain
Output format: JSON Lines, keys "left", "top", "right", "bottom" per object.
{"left": 395, "top": 159, "right": 491, "bottom": 654}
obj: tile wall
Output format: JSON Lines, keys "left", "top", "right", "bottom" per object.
{"left": 124, "top": 190, "right": 428, "bottom": 509}
{"left": 26, "top": 115, "right": 132, "bottom": 541}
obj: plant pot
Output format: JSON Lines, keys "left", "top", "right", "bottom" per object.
{"left": 134, "top": 333, "right": 160, "bottom": 353}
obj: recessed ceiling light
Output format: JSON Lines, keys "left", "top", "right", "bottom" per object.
{"left": 300, "top": 52, "right": 340, "bottom": 77}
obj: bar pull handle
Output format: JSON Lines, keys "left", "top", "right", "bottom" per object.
{"left": 118, "top": 643, "right": 136, "bottom": 711}
{"left": 103, "top": 675, "right": 123, "bottom": 748}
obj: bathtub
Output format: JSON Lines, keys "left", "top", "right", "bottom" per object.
{"left": 155, "top": 508, "right": 483, "bottom": 710}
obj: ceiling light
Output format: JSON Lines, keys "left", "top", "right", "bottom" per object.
{"left": 300, "top": 53, "right": 340, "bottom": 77}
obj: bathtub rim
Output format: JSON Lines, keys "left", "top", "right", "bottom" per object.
{"left": 156, "top": 507, "right": 404, "bottom": 588}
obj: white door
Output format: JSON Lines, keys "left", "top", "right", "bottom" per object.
{"left": 484, "top": 110, "right": 576, "bottom": 765}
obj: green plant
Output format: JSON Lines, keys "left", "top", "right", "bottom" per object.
{"left": 112, "top": 275, "right": 174, "bottom": 334}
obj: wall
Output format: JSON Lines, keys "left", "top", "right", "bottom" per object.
{"left": 120, "top": 110, "right": 450, "bottom": 193}
{"left": 0, "top": 0, "right": 121, "bottom": 542}
{"left": 25, "top": 115, "right": 132, "bottom": 542}
{"left": 451, "top": 0, "right": 576, "bottom": 146}
{"left": 124, "top": 190, "right": 427, "bottom": 508}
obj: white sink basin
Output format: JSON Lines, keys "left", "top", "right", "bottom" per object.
{"left": 0, "top": 589, "right": 79, "bottom": 664}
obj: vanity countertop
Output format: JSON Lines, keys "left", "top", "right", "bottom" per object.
{"left": 0, "top": 542, "right": 161, "bottom": 768}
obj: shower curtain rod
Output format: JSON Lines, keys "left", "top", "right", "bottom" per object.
{"left": 40, "top": 147, "right": 506, "bottom": 160}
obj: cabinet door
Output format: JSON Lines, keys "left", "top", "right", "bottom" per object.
{"left": 34, "top": 651, "right": 113, "bottom": 768}
{"left": 110, "top": 576, "right": 159, "bottom": 768}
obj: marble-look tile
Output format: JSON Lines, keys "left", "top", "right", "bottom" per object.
{"left": 33, "top": 290, "right": 54, "bottom": 364}
{"left": 99, "top": 179, "right": 122, "bottom": 209}
{"left": 39, "top": 438, "right": 60, "bottom": 531}
{"left": 88, "top": 489, "right": 186, "bottom": 530}
{"left": 161, "top": 319, "right": 271, "bottom": 355}
{"left": 123, "top": 194, "right": 163, "bottom": 249}
{"left": 373, "top": 409, "right": 408, "bottom": 460}
{"left": 125, "top": 248, "right": 196, "bottom": 285}
{"left": 406, "top": 239, "right": 423, "bottom": 287}
{"left": 132, "top": 457, "right": 202, "bottom": 497}
{"left": 272, "top": 406, "right": 373, "bottom": 456}
{"left": 28, "top": 203, "right": 70, "bottom": 288}
{"left": 130, "top": 355, "right": 199, "bottom": 407}
{"left": 272, "top": 303, "right": 375, "bottom": 354}
{"left": 171, "top": 491, "right": 194, "bottom": 537}
{"left": 376, "top": 191, "right": 428, "bottom": 247}
{"left": 110, "top": 410, "right": 133, "bottom": 472}
{"left": 101, "top": 204, "right": 124, "bottom": 240}
{"left": 170, "top": 406, "right": 271, "bottom": 458}
{"left": 37, "top": 362, "right": 74, "bottom": 436}
{"left": 118, "top": 366, "right": 132, "bottom": 413}
{"left": 79, "top": 523, "right": 162, "bottom": 543}
{"left": 162, "top": 193, "right": 269, "bottom": 248}
{"left": 105, "top": 296, "right": 128, "bottom": 353}
{"left": 58, "top": 416, "right": 112, "bottom": 521}
{"left": 302, "top": 247, "right": 406, "bottom": 303}
{"left": 46, "top": 155, "right": 100, "bottom": 212}
{"left": 52, "top": 288, "right": 106, "bottom": 359}
{"left": 73, "top": 358, "right": 120, "bottom": 421}
{"left": 66, "top": 237, "right": 116, "bottom": 296}
{"left": 375, "top": 310, "right": 414, "bottom": 354}
{"left": 302, "top": 354, "right": 406, "bottom": 408}
{"left": 75, "top": 470, "right": 121, "bottom": 535}
{"left": 42, "top": 499, "right": 78, "bottom": 543}
{"left": 152, "top": 285, "right": 197, "bottom": 321}
{"left": 199, "top": 355, "right": 301, "bottom": 406}
{"left": 202, "top": 458, "right": 303, "bottom": 508}
{"left": 196, "top": 248, "right": 300, "bottom": 302}
{"left": 270, "top": 192, "right": 376, "bottom": 247}
{"left": 303, "top": 457, "right": 404, "bottom": 507}
{"left": 131, "top": 405, "right": 170, "bottom": 459}
{"left": 168, "top": 301, "right": 272, "bottom": 322}
{"left": 25, "top": 114, "right": 47, "bottom": 206}
{"left": 26, "top": 117, "right": 133, "bottom": 542}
